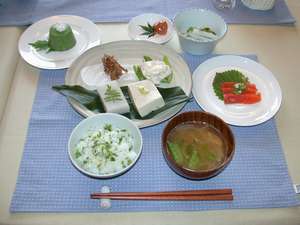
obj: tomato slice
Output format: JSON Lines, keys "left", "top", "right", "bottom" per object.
{"left": 154, "top": 21, "right": 168, "bottom": 35}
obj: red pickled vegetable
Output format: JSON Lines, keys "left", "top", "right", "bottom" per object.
{"left": 221, "top": 87, "right": 234, "bottom": 93}
{"left": 242, "top": 93, "right": 261, "bottom": 104}
{"left": 244, "top": 87, "right": 257, "bottom": 94}
{"left": 246, "top": 83, "right": 257, "bottom": 89}
{"left": 220, "top": 82, "right": 236, "bottom": 88}
{"left": 224, "top": 93, "right": 261, "bottom": 104}
{"left": 224, "top": 93, "right": 244, "bottom": 104}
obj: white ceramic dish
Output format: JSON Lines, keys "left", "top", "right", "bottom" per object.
{"left": 65, "top": 40, "right": 192, "bottom": 128}
{"left": 68, "top": 113, "right": 143, "bottom": 178}
{"left": 18, "top": 15, "right": 101, "bottom": 69}
{"left": 128, "top": 13, "right": 174, "bottom": 44}
{"left": 192, "top": 55, "right": 282, "bottom": 126}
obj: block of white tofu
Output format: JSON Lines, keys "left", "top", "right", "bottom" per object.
{"left": 97, "top": 81, "right": 130, "bottom": 114}
{"left": 128, "top": 80, "right": 165, "bottom": 117}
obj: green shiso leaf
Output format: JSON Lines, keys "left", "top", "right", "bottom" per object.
{"left": 143, "top": 55, "right": 152, "bottom": 61}
{"left": 212, "top": 70, "right": 248, "bottom": 100}
{"left": 52, "top": 85, "right": 191, "bottom": 120}
{"left": 133, "top": 65, "right": 147, "bottom": 81}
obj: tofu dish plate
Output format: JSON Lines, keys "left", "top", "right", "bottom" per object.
{"left": 91, "top": 54, "right": 171, "bottom": 117}
{"left": 53, "top": 53, "right": 190, "bottom": 120}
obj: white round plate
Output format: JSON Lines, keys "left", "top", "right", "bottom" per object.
{"left": 192, "top": 55, "right": 282, "bottom": 126}
{"left": 128, "top": 13, "right": 174, "bottom": 44}
{"left": 18, "top": 15, "right": 101, "bottom": 69}
{"left": 66, "top": 40, "right": 192, "bottom": 128}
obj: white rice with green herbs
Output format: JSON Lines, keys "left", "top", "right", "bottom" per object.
{"left": 73, "top": 124, "right": 137, "bottom": 175}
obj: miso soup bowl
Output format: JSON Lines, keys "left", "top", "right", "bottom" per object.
{"left": 174, "top": 9, "right": 227, "bottom": 55}
{"left": 162, "top": 111, "right": 235, "bottom": 180}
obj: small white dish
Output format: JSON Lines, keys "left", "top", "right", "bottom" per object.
{"left": 128, "top": 13, "right": 174, "bottom": 44}
{"left": 192, "top": 55, "right": 282, "bottom": 126}
{"left": 68, "top": 113, "right": 143, "bottom": 178}
{"left": 18, "top": 15, "right": 101, "bottom": 69}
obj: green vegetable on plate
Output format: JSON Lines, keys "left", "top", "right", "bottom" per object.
{"left": 133, "top": 65, "right": 147, "bottom": 81}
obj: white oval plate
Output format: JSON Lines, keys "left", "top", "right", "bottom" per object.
{"left": 18, "top": 15, "right": 101, "bottom": 69}
{"left": 128, "top": 13, "right": 174, "bottom": 44}
{"left": 66, "top": 40, "right": 192, "bottom": 128}
{"left": 192, "top": 55, "right": 282, "bottom": 126}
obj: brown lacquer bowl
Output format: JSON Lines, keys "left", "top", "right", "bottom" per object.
{"left": 162, "top": 111, "right": 235, "bottom": 180}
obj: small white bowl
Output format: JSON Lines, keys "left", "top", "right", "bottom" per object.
{"left": 128, "top": 13, "right": 174, "bottom": 44}
{"left": 174, "top": 9, "right": 227, "bottom": 55}
{"left": 68, "top": 113, "right": 143, "bottom": 178}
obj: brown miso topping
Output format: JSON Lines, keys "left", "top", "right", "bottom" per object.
{"left": 102, "top": 54, "right": 128, "bottom": 80}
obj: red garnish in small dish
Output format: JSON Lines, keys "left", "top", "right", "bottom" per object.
{"left": 140, "top": 20, "right": 168, "bottom": 38}
{"left": 154, "top": 21, "right": 168, "bottom": 35}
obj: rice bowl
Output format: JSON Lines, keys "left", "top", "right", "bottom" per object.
{"left": 68, "top": 113, "right": 143, "bottom": 178}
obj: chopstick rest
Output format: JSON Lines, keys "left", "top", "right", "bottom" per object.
{"left": 100, "top": 186, "right": 111, "bottom": 209}
{"left": 294, "top": 184, "right": 300, "bottom": 194}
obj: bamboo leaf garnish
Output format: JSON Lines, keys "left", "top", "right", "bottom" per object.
{"left": 139, "top": 22, "right": 156, "bottom": 38}
{"left": 52, "top": 85, "right": 190, "bottom": 120}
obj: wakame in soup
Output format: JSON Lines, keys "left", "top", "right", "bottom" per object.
{"left": 167, "top": 122, "right": 226, "bottom": 171}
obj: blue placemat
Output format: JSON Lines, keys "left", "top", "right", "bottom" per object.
{"left": 0, "top": 0, "right": 295, "bottom": 26}
{"left": 10, "top": 55, "right": 299, "bottom": 212}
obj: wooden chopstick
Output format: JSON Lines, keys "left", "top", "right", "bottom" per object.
{"left": 90, "top": 189, "right": 233, "bottom": 201}
{"left": 91, "top": 189, "right": 232, "bottom": 197}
